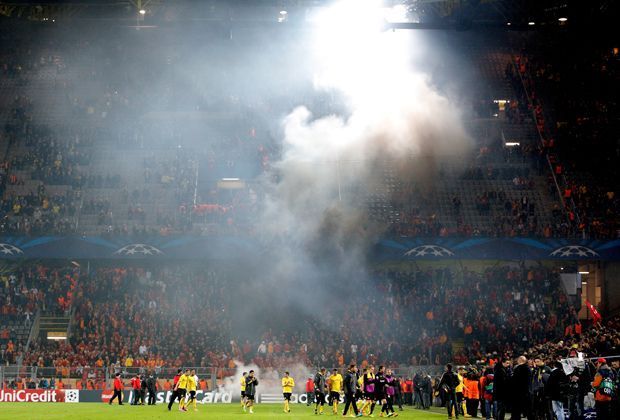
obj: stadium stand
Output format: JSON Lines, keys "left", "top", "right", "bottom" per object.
{"left": 0, "top": 5, "right": 618, "bottom": 419}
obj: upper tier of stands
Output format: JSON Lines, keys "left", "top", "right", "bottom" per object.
{"left": 0, "top": 25, "right": 574, "bottom": 238}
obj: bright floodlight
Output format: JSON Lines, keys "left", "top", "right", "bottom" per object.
{"left": 384, "top": 4, "right": 408, "bottom": 23}
{"left": 312, "top": 0, "right": 413, "bottom": 111}
{"left": 139, "top": 9, "right": 146, "bottom": 15}
{"left": 558, "top": 17, "right": 567, "bottom": 22}
{"left": 528, "top": 21, "right": 535, "bottom": 26}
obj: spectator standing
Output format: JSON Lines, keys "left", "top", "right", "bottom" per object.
{"left": 403, "top": 377, "right": 413, "bottom": 406}
{"left": 130, "top": 373, "right": 141, "bottom": 405}
{"left": 530, "top": 356, "right": 550, "bottom": 419}
{"left": 480, "top": 367, "right": 494, "bottom": 420}
{"left": 509, "top": 356, "right": 531, "bottom": 420}
{"left": 305, "top": 376, "right": 314, "bottom": 406}
{"left": 422, "top": 372, "right": 433, "bottom": 410}
{"left": 493, "top": 358, "right": 511, "bottom": 420}
{"left": 545, "top": 361, "right": 567, "bottom": 420}
{"left": 463, "top": 369, "right": 480, "bottom": 418}
{"left": 592, "top": 358, "right": 616, "bottom": 420}
{"left": 438, "top": 363, "right": 460, "bottom": 419}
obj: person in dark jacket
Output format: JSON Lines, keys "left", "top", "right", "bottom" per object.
{"left": 530, "top": 357, "right": 550, "bottom": 420}
{"left": 139, "top": 374, "right": 147, "bottom": 405}
{"left": 414, "top": 372, "right": 423, "bottom": 408}
{"left": 545, "top": 361, "right": 567, "bottom": 420}
{"left": 510, "top": 356, "right": 531, "bottom": 420}
{"left": 314, "top": 368, "right": 327, "bottom": 415}
{"left": 493, "top": 358, "right": 512, "bottom": 420}
{"left": 438, "top": 363, "right": 460, "bottom": 419}
{"left": 146, "top": 374, "right": 157, "bottom": 405}
{"left": 422, "top": 372, "right": 433, "bottom": 409}
{"left": 342, "top": 364, "right": 361, "bottom": 417}
{"left": 394, "top": 376, "right": 404, "bottom": 411}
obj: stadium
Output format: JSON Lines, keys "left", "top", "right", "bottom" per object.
{"left": 0, "top": 0, "right": 618, "bottom": 419}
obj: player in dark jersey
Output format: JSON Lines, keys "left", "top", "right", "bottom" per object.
{"left": 374, "top": 365, "right": 390, "bottom": 416}
{"left": 314, "top": 368, "right": 327, "bottom": 415}
{"left": 362, "top": 365, "right": 377, "bottom": 416}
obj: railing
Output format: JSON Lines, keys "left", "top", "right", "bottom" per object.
{"left": 510, "top": 56, "right": 581, "bottom": 232}
{"left": 1, "top": 365, "right": 446, "bottom": 391}
{"left": 16, "top": 309, "right": 40, "bottom": 369}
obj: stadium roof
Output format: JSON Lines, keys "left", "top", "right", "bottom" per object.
{"left": 0, "top": 0, "right": 617, "bottom": 31}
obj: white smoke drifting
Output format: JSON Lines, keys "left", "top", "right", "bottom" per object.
{"left": 244, "top": 0, "right": 472, "bottom": 355}
{"left": 260, "top": 0, "right": 471, "bottom": 243}
{"left": 219, "top": 361, "right": 315, "bottom": 396}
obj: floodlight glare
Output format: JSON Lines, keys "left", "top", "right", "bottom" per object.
{"left": 139, "top": 9, "right": 146, "bottom": 15}
{"left": 558, "top": 17, "right": 567, "bottom": 22}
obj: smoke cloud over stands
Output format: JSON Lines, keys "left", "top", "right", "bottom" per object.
{"left": 251, "top": 1, "right": 471, "bottom": 336}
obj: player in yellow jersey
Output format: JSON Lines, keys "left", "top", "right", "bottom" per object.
{"left": 281, "top": 371, "right": 295, "bottom": 413}
{"left": 240, "top": 372, "right": 248, "bottom": 412}
{"left": 357, "top": 368, "right": 366, "bottom": 413}
{"left": 186, "top": 369, "right": 198, "bottom": 412}
{"left": 328, "top": 369, "right": 343, "bottom": 415}
{"left": 174, "top": 368, "right": 190, "bottom": 412}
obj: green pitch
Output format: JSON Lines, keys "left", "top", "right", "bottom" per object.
{"left": 0, "top": 403, "right": 448, "bottom": 419}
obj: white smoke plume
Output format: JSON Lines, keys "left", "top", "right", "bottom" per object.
{"left": 259, "top": 2, "right": 471, "bottom": 250}
{"left": 243, "top": 1, "right": 473, "bottom": 353}
{"left": 219, "top": 361, "right": 315, "bottom": 396}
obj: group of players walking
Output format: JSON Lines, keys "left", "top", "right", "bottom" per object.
{"left": 239, "top": 364, "right": 400, "bottom": 417}
{"left": 316, "top": 364, "right": 401, "bottom": 418}
{"left": 166, "top": 368, "right": 199, "bottom": 412}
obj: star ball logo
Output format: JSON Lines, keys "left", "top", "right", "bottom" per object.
{"left": 404, "top": 245, "right": 454, "bottom": 257}
{"left": 549, "top": 245, "right": 599, "bottom": 258}
{"left": 0, "top": 243, "right": 24, "bottom": 256}
{"left": 113, "top": 244, "right": 164, "bottom": 256}
{"left": 64, "top": 389, "right": 79, "bottom": 403}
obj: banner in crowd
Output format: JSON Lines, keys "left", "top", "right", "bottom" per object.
{"left": 0, "top": 235, "right": 619, "bottom": 260}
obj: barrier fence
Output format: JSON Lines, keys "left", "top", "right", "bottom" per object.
{"left": 0, "top": 365, "right": 445, "bottom": 393}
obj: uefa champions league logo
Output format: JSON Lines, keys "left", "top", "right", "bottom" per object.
{"left": 549, "top": 245, "right": 599, "bottom": 258}
{"left": 404, "top": 245, "right": 454, "bottom": 257}
{"left": 0, "top": 243, "right": 24, "bottom": 256}
{"left": 64, "top": 389, "right": 79, "bottom": 403}
{"left": 113, "top": 244, "right": 164, "bottom": 256}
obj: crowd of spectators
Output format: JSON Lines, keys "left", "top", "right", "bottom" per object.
{"left": 507, "top": 32, "right": 620, "bottom": 239}
{"left": 19, "top": 263, "right": 583, "bottom": 380}
{"left": 0, "top": 23, "right": 585, "bottom": 240}
{"left": 0, "top": 264, "right": 78, "bottom": 364}
{"left": 424, "top": 315, "right": 620, "bottom": 420}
